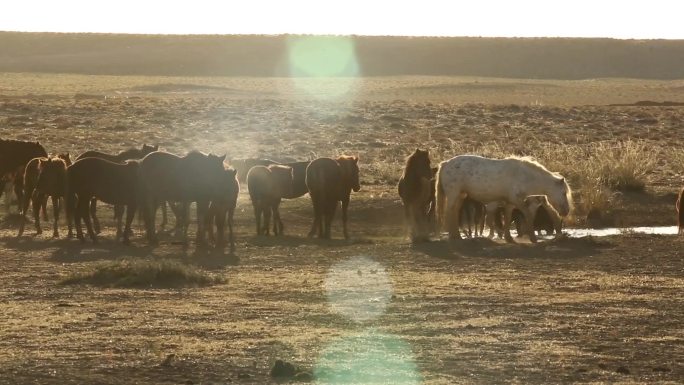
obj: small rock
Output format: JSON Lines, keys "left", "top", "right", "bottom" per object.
{"left": 270, "top": 359, "right": 296, "bottom": 378}
{"left": 616, "top": 366, "right": 630, "bottom": 375}
{"left": 237, "top": 372, "right": 250, "bottom": 379}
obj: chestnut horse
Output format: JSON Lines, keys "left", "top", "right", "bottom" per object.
{"left": 0, "top": 139, "right": 48, "bottom": 213}
{"left": 306, "top": 156, "right": 360, "bottom": 239}
{"left": 398, "top": 149, "right": 433, "bottom": 242}
{"left": 66, "top": 158, "right": 139, "bottom": 244}
{"left": 138, "top": 151, "right": 226, "bottom": 246}
{"left": 18, "top": 155, "right": 70, "bottom": 237}
{"left": 247, "top": 165, "right": 294, "bottom": 236}
{"left": 677, "top": 187, "right": 684, "bottom": 235}
{"left": 76, "top": 144, "right": 158, "bottom": 233}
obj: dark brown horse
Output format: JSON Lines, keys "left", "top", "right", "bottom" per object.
{"left": 18, "top": 155, "right": 70, "bottom": 237}
{"left": 138, "top": 151, "right": 226, "bottom": 246}
{"left": 205, "top": 168, "right": 240, "bottom": 252}
{"left": 76, "top": 144, "right": 158, "bottom": 233}
{"left": 398, "top": 149, "right": 433, "bottom": 242}
{"left": 0, "top": 139, "right": 48, "bottom": 213}
{"left": 306, "top": 156, "right": 360, "bottom": 239}
{"left": 66, "top": 158, "right": 139, "bottom": 244}
{"left": 247, "top": 165, "right": 294, "bottom": 236}
{"left": 229, "top": 158, "right": 280, "bottom": 182}
{"left": 677, "top": 187, "right": 684, "bottom": 235}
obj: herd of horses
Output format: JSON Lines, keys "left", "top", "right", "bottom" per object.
{"left": 0, "top": 138, "right": 363, "bottom": 252}
{"left": 0, "top": 137, "right": 579, "bottom": 252}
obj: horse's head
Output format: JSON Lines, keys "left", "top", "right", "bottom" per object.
{"left": 407, "top": 148, "right": 432, "bottom": 178}
{"left": 338, "top": 155, "right": 360, "bottom": 192}
{"left": 141, "top": 144, "right": 159, "bottom": 155}
{"left": 547, "top": 176, "right": 572, "bottom": 217}
{"left": 37, "top": 157, "right": 67, "bottom": 189}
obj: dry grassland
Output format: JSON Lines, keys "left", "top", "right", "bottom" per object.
{"left": 0, "top": 74, "right": 683, "bottom": 384}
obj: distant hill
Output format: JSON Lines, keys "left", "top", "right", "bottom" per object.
{"left": 1, "top": 32, "right": 683, "bottom": 79}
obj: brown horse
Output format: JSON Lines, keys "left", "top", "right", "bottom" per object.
{"left": 18, "top": 155, "right": 70, "bottom": 237}
{"left": 247, "top": 165, "right": 294, "bottom": 236}
{"left": 229, "top": 158, "right": 280, "bottom": 182}
{"left": 0, "top": 139, "right": 48, "bottom": 213}
{"left": 205, "top": 168, "right": 240, "bottom": 252}
{"left": 66, "top": 158, "right": 139, "bottom": 244}
{"left": 512, "top": 196, "right": 561, "bottom": 237}
{"left": 138, "top": 151, "right": 226, "bottom": 246}
{"left": 306, "top": 156, "right": 360, "bottom": 239}
{"left": 76, "top": 144, "right": 159, "bottom": 233}
{"left": 19, "top": 153, "right": 71, "bottom": 222}
{"left": 398, "top": 149, "right": 433, "bottom": 242}
{"left": 677, "top": 187, "right": 684, "bottom": 235}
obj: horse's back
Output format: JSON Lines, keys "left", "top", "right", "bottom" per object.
{"left": 306, "top": 158, "right": 339, "bottom": 189}
{"left": 68, "top": 157, "right": 138, "bottom": 203}
{"left": 0, "top": 140, "right": 48, "bottom": 176}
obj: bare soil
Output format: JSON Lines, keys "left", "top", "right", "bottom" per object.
{"left": 0, "top": 75, "right": 683, "bottom": 384}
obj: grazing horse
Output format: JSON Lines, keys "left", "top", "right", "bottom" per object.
{"left": 247, "top": 165, "right": 294, "bottom": 236}
{"left": 306, "top": 156, "right": 360, "bottom": 239}
{"left": 18, "top": 156, "right": 70, "bottom": 237}
{"left": 436, "top": 155, "right": 571, "bottom": 243}
{"left": 511, "top": 195, "right": 562, "bottom": 237}
{"left": 0, "top": 139, "right": 48, "bottom": 213}
{"left": 677, "top": 187, "right": 684, "bottom": 235}
{"left": 76, "top": 144, "right": 159, "bottom": 233}
{"left": 138, "top": 151, "right": 226, "bottom": 246}
{"left": 398, "top": 149, "right": 433, "bottom": 242}
{"left": 205, "top": 168, "right": 239, "bottom": 253}
{"left": 229, "top": 158, "right": 280, "bottom": 182}
{"left": 66, "top": 158, "right": 139, "bottom": 244}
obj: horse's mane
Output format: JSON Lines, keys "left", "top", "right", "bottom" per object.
{"left": 505, "top": 155, "right": 560, "bottom": 178}
{"left": 403, "top": 150, "right": 430, "bottom": 178}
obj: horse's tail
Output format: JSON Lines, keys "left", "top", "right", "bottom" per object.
{"left": 435, "top": 163, "right": 446, "bottom": 233}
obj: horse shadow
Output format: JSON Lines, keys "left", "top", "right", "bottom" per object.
{"left": 245, "top": 234, "right": 374, "bottom": 248}
{"left": 412, "top": 235, "right": 609, "bottom": 260}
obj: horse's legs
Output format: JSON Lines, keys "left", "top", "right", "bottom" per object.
{"left": 502, "top": 204, "right": 518, "bottom": 243}
{"left": 12, "top": 174, "right": 24, "bottom": 216}
{"left": 32, "top": 191, "right": 43, "bottom": 235}
{"left": 51, "top": 195, "right": 60, "bottom": 237}
{"left": 262, "top": 203, "right": 272, "bottom": 236}
{"left": 114, "top": 204, "right": 125, "bottom": 241}
{"left": 160, "top": 201, "right": 168, "bottom": 231}
{"left": 307, "top": 194, "right": 321, "bottom": 238}
{"left": 520, "top": 205, "right": 538, "bottom": 243}
{"left": 82, "top": 198, "right": 97, "bottom": 243}
{"left": 143, "top": 194, "right": 158, "bottom": 245}
{"left": 273, "top": 200, "right": 283, "bottom": 235}
{"left": 214, "top": 207, "right": 225, "bottom": 249}
{"left": 41, "top": 195, "right": 49, "bottom": 221}
{"left": 324, "top": 200, "right": 337, "bottom": 240}
{"left": 122, "top": 204, "right": 136, "bottom": 245}
{"left": 341, "top": 196, "right": 350, "bottom": 240}
{"left": 196, "top": 200, "right": 208, "bottom": 247}
{"left": 205, "top": 203, "right": 216, "bottom": 245}
{"left": 89, "top": 198, "right": 101, "bottom": 234}
{"left": 446, "top": 193, "right": 464, "bottom": 240}
{"left": 252, "top": 201, "right": 261, "bottom": 235}
{"left": 227, "top": 206, "right": 235, "bottom": 254}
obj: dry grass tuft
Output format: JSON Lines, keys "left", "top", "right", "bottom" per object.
{"left": 61, "top": 258, "right": 225, "bottom": 288}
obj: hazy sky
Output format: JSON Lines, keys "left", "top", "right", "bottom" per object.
{"left": 1, "top": 0, "right": 682, "bottom": 39}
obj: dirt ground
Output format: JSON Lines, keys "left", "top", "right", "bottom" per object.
{"left": 0, "top": 75, "right": 683, "bottom": 384}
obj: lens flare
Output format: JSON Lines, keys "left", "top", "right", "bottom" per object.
{"left": 286, "top": 35, "right": 359, "bottom": 99}
{"left": 323, "top": 256, "right": 392, "bottom": 323}
{"left": 314, "top": 329, "right": 422, "bottom": 384}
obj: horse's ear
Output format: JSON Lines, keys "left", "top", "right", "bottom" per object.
{"left": 219, "top": 154, "right": 227, "bottom": 162}
{"left": 558, "top": 177, "right": 565, "bottom": 184}
{"left": 353, "top": 155, "right": 359, "bottom": 163}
